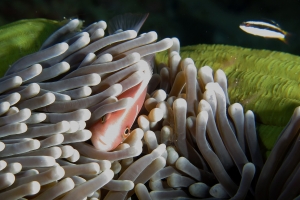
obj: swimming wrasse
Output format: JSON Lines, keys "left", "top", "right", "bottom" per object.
{"left": 0, "top": 18, "right": 64, "bottom": 77}
{"left": 239, "top": 20, "right": 290, "bottom": 43}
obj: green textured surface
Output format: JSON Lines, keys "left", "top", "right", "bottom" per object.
{"left": 0, "top": 18, "right": 62, "bottom": 77}
{"left": 156, "top": 44, "right": 300, "bottom": 157}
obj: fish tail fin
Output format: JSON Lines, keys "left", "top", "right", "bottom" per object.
{"left": 108, "top": 13, "right": 149, "bottom": 35}
{"left": 282, "top": 32, "right": 294, "bottom": 45}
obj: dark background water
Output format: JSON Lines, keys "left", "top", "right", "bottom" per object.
{"left": 1, "top": 0, "right": 300, "bottom": 55}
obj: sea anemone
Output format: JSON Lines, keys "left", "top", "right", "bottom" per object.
{"left": 0, "top": 15, "right": 299, "bottom": 200}
{"left": 136, "top": 40, "right": 299, "bottom": 199}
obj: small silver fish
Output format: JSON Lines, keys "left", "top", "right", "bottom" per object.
{"left": 239, "top": 20, "right": 289, "bottom": 43}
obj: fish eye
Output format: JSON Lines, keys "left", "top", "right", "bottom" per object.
{"left": 124, "top": 127, "right": 130, "bottom": 136}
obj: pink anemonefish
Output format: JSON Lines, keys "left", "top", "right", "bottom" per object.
{"left": 90, "top": 13, "right": 152, "bottom": 151}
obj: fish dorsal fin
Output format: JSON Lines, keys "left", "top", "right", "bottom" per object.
{"left": 108, "top": 13, "right": 149, "bottom": 35}
{"left": 262, "top": 18, "right": 281, "bottom": 27}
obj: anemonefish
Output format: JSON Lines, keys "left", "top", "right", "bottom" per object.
{"left": 90, "top": 13, "right": 152, "bottom": 151}
{"left": 239, "top": 20, "right": 290, "bottom": 43}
